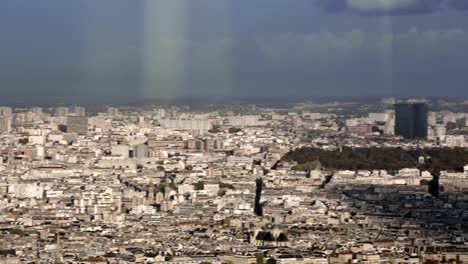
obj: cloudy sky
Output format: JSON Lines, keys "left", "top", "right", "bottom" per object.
{"left": 0, "top": 0, "right": 467, "bottom": 104}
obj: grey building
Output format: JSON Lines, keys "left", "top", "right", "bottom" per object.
{"left": 134, "top": 144, "right": 149, "bottom": 159}
{"left": 67, "top": 116, "right": 88, "bottom": 135}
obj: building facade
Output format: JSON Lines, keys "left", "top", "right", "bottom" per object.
{"left": 395, "top": 102, "right": 428, "bottom": 139}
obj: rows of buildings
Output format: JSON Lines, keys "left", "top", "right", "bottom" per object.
{"left": 0, "top": 102, "right": 467, "bottom": 263}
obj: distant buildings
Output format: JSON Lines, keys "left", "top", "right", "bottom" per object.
{"left": 73, "top": 106, "right": 86, "bottom": 116}
{"left": 0, "top": 116, "right": 11, "bottom": 133}
{"left": 107, "top": 107, "right": 119, "bottom": 117}
{"left": 56, "top": 107, "right": 69, "bottom": 117}
{"left": 0, "top": 102, "right": 467, "bottom": 263}
{"left": 395, "top": 102, "right": 428, "bottom": 139}
{"left": 226, "top": 115, "right": 259, "bottom": 127}
{"left": 0, "top": 107, "right": 13, "bottom": 117}
{"left": 159, "top": 118, "right": 213, "bottom": 133}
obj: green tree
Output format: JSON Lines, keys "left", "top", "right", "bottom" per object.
{"left": 255, "top": 253, "right": 264, "bottom": 264}
{"left": 104, "top": 252, "right": 116, "bottom": 258}
{"left": 209, "top": 124, "right": 222, "bottom": 133}
{"left": 228, "top": 127, "right": 242, "bottom": 133}
{"left": 420, "top": 179, "right": 431, "bottom": 186}
{"left": 292, "top": 160, "right": 321, "bottom": 171}
{"left": 10, "top": 228, "right": 26, "bottom": 236}
{"left": 193, "top": 181, "right": 205, "bottom": 190}
{"left": 18, "top": 138, "right": 29, "bottom": 144}
{"left": 283, "top": 147, "right": 468, "bottom": 172}
{"left": 219, "top": 182, "right": 234, "bottom": 189}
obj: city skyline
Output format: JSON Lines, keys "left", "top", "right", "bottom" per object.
{"left": 0, "top": 103, "right": 467, "bottom": 262}
{"left": 1, "top": 2, "right": 468, "bottom": 261}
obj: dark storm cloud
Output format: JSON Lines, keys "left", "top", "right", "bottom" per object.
{"left": 447, "top": 0, "right": 468, "bottom": 10}
{"left": 317, "top": 0, "right": 468, "bottom": 15}
{"left": 318, "top": 0, "right": 348, "bottom": 12}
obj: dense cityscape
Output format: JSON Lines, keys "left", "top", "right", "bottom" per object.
{"left": 3, "top": 0, "right": 468, "bottom": 262}
{"left": 0, "top": 99, "right": 467, "bottom": 263}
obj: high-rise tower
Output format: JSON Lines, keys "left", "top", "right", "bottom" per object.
{"left": 395, "top": 102, "right": 428, "bottom": 139}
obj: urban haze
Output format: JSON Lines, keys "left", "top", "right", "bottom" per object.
{"left": 0, "top": 1, "right": 468, "bottom": 264}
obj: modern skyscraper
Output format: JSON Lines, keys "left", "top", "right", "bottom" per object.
{"left": 67, "top": 116, "right": 88, "bottom": 135}
{"left": 394, "top": 102, "right": 428, "bottom": 139}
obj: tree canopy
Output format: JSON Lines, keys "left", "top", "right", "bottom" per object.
{"left": 283, "top": 147, "right": 468, "bottom": 172}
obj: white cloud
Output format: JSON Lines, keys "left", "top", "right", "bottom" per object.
{"left": 347, "top": 0, "right": 423, "bottom": 12}
{"left": 318, "top": 0, "right": 468, "bottom": 14}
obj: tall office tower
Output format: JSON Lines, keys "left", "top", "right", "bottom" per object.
{"left": 73, "top": 106, "right": 86, "bottom": 117}
{"left": 394, "top": 102, "right": 428, "bottom": 139}
{"left": 0, "top": 107, "right": 13, "bottom": 117}
{"left": 0, "top": 117, "right": 12, "bottom": 133}
{"left": 67, "top": 116, "right": 88, "bottom": 135}
{"left": 107, "top": 107, "right": 119, "bottom": 117}
{"left": 56, "top": 107, "right": 69, "bottom": 117}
